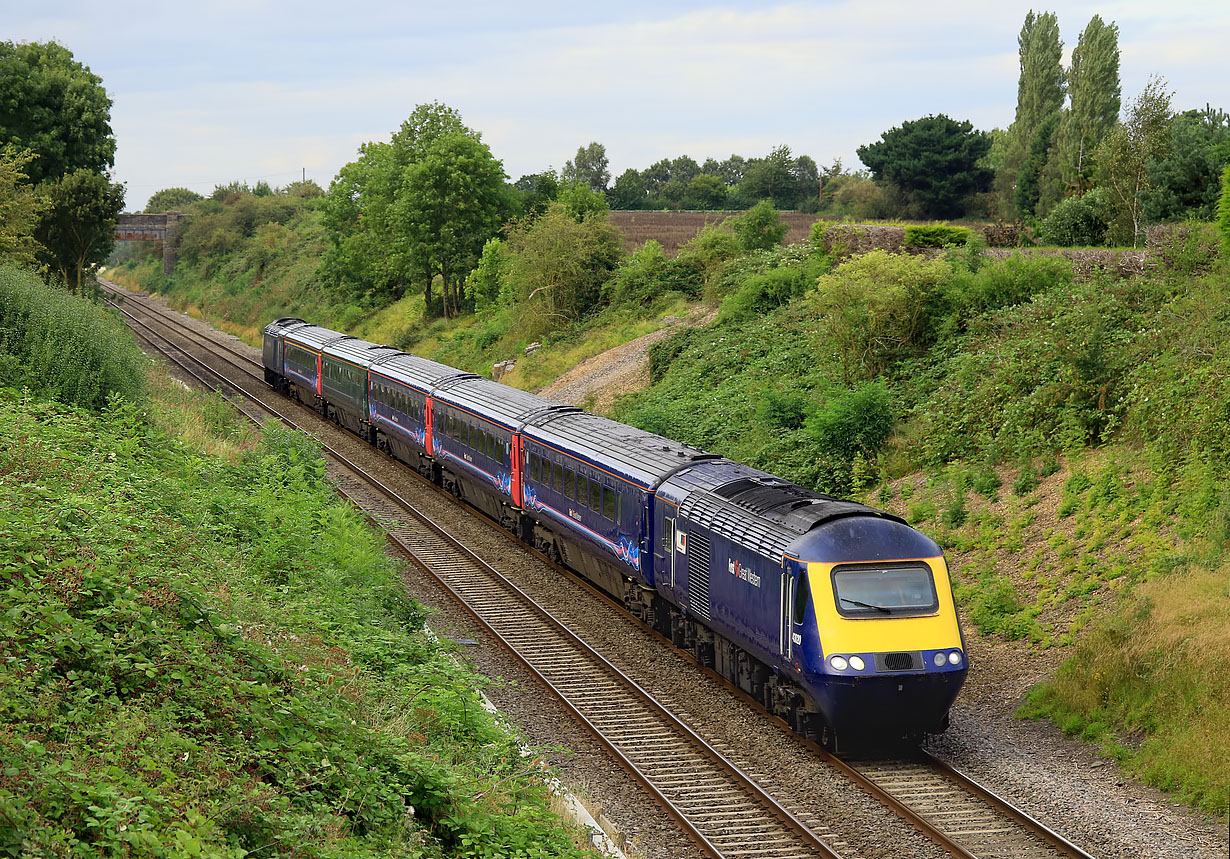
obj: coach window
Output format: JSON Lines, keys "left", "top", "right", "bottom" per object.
{"left": 529, "top": 453, "right": 540, "bottom": 482}
{"left": 552, "top": 461, "right": 562, "bottom": 493}
{"left": 589, "top": 477, "right": 600, "bottom": 511}
{"left": 603, "top": 484, "right": 616, "bottom": 521}
{"left": 564, "top": 467, "right": 575, "bottom": 499}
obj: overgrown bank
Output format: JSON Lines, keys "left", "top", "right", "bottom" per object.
{"left": 0, "top": 267, "right": 601, "bottom": 857}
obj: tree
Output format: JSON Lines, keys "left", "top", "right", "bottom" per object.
{"left": 736, "top": 145, "right": 798, "bottom": 208}
{"left": 394, "top": 133, "right": 510, "bottom": 318}
{"left": 686, "top": 173, "right": 727, "bottom": 209}
{"left": 503, "top": 201, "right": 623, "bottom": 329}
{"left": 1141, "top": 106, "right": 1230, "bottom": 222}
{"left": 0, "top": 41, "right": 115, "bottom": 184}
{"left": 857, "top": 115, "right": 993, "bottom": 219}
{"left": 512, "top": 170, "right": 559, "bottom": 216}
{"left": 35, "top": 168, "right": 124, "bottom": 294}
{"left": 1015, "top": 111, "right": 1060, "bottom": 217}
{"left": 0, "top": 148, "right": 47, "bottom": 268}
{"left": 998, "top": 12, "right": 1065, "bottom": 218}
{"left": 145, "top": 187, "right": 203, "bottom": 213}
{"left": 1095, "top": 76, "right": 1173, "bottom": 245}
{"left": 1053, "top": 15, "right": 1120, "bottom": 195}
{"left": 1217, "top": 165, "right": 1230, "bottom": 256}
{"left": 562, "top": 142, "right": 610, "bottom": 193}
{"left": 608, "top": 168, "right": 648, "bottom": 210}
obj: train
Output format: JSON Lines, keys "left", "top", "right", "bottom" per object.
{"left": 262, "top": 317, "right": 968, "bottom": 749}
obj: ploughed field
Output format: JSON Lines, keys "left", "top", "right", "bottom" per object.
{"left": 609, "top": 210, "right": 820, "bottom": 254}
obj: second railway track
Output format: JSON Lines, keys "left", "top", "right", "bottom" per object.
{"left": 101, "top": 279, "right": 1104, "bottom": 859}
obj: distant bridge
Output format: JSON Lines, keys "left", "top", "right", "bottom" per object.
{"left": 114, "top": 212, "right": 186, "bottom": 273}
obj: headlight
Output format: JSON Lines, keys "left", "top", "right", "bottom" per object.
{"left": 948, "top": 650, "right": 963, "bottom": 666}
{"left": 829, "top": 655, "right": 848, "bottom": 671}
{"left": 932, "top": 652, "right": 946, "bottom": 667}
{"left": 849, "top": 655, "right": 865, "bottom": 671}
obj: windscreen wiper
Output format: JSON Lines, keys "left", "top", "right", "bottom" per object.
{"left": 840, "top": 597, "right": 892, "bottom": 614}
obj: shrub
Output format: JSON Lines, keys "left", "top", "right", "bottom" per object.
{"left": 719, "top": 263, "right": 817, "bottom": 322}
{"left": 904, "top": 224, "right": 971, "bottom": 249}
{"left": 811, "top": 250, "right": 954, "bottom": 381}
{"left": 1039, "top": 189, "right": 1110, "bottom": 247}
{"left": 604, "top": 239, "right": 702, "bottom": 307}
{"left": 0, "top": 263, "right": 146, "bottom": 409}
{"left": 731, "top": 200, "right": 788, "bottom": 252}
{"left": 759, "top": 389, "right": 809, "bottom": 430}
{"left": 942, "top": 252, "right": 1073, "bottom": 324}
{"left": 806, "top": 380, "right": 894, "bottom": 463}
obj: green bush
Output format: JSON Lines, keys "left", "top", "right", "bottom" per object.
{"left": 941, "top": 252, "right": 1073, "bottom": 326}
{"left": 1039, "top": 190, "right": 1110, "bottom": 247}
{"left": 0, "top": 264, "right": 146, "bottom": 409}
{"left": 731, "top": 200, "right": 788, "bottom": 252}
{"left": 1147, "top": 221, "right": 1221, "bottom": 274}
{"left": 806, "top": 380, "right": 894, "bottom": 464}
{"left": 718, "top": 262, "right": 817, "bottom": 322}
{"left": 904, "top": 224, "right": 972, "bottom": 248}
{"left": 759, "top": 389, "right": 810, "bottom": 430}
{"left": 811, "top": 250, "right": 954, "bottom": 381}
{"left": 604, "top": 240, "right": 702, "bottom": 307}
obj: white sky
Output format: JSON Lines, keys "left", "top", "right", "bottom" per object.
{"left": 6, "top": 1, "right": 1228, "bottom": 210}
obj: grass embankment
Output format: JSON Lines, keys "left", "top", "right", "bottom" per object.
{"left": 0, "top": 266, "right": 601, "bottom": 857}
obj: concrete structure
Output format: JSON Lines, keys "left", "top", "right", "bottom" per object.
{"left": 114, "top": 212, "right": 186, "bottom": 274}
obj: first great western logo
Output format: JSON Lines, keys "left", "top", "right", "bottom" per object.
{"left": 727, "top": 558, "right": 762, "bottom": 588}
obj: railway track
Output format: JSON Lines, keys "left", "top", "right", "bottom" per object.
{"left": 101, "top": 279, "right": 1103, "bottom": 859}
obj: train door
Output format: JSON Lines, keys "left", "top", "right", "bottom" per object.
{"left": 510, "top": 435, "right": 522, "bottom": 506}
{"left": 779, "top": 563, "right": 792, "bottom": 660}
{"left": 662, "top": 517, "right": 677, "bottom": 588}
{"left": 424, "top": 397, "right": 434, "bottom": 454}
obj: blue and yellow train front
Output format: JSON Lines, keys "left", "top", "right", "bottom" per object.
{"left": 788, "top": 516, "right": 967, "bottom": 741}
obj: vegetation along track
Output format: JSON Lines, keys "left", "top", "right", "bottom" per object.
{"left": 100, "top": 280, "right": 1104, "bottom": 859}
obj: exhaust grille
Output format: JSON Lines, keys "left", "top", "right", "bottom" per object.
{"left": 877, "top": 651, "right": 921, "bottom": 672}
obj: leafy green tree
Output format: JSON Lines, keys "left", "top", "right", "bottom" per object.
{"left": 322, "top": 103, "right": 506, "bottom": 313}
{"left": 1096, "top": 76, "right": 1173, "bottom": 245}
{"left": 732, "top": 200, "right": 787, "bottom": 251}
{"left": 736, "top": 145, "right": 798, "bottom": 208}
{"left": 394, "top": 133, "right": 510, "bottom": 318}
{"left": 464, "top": 237, "right": 508, "bottom": 312}
{"left": 512, "top": 170, "right": 559, "bottom": 216}
{"left": 144, "top": 187, "right": 202, "bottom": 213}
{"left": 1141, "top": 107, "right": 1230, "bottom": 222}
{"left": 562, "top": 141, "right": 610, "bottom": 193}
{"left": 503, "top": 201, "right": 623, "bottom": 329}
{"left": 609, "top": 168, "right": 648, "bottom": 209}
{"left": 35, "top": 168, "right": 125, "bottom": 294}
{"left": 0, "top": 148, "right": 47, "bottom": 268}
{"left": 1015, "top": 111, "right": 1060, "bottom": 217}
{"left": 0, "top": 41, "right": 115, "bottom": 184}
{"left": 857, "top": 115, "right": 993, "bottom": 219}
{"left": 555, "top": 181, "right": 609, "bottom": 221}
{"left": 998, "top": 12, "right": 1065, "bottom": 218}
{"left": 686, "top": 173, "right": 727, "bottom": 209}
{"left": 1053, "top": 15, "right": 1120, "bottom": 195}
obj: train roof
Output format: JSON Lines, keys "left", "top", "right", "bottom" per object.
{"left": 433, "top": 377, "right": 573, "bottom": 431}
{"left": 661, "top": 459, "right": 909, "bottom": 561}
{"left": 322, "top": 336, "right": 401, "bottom": 368}
{"left": 524, "top": 411, "right": 716, "bottom": 489}
{"left": 369, "top": 352, "right": 475, "bottom": 391}
{"left": 281, "top": 323, "right": 347, "bottom": 351}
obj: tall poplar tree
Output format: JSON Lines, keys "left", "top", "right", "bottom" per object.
{"left": 997, "top": 11, "right": 1065, "bottom": 218}
{"left": 1054, "top": 15, "right": 1121, "bottom": 195}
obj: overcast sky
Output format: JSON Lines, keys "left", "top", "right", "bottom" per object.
{"left": 7, "top": 1, "right": 1228, "bottom": 210}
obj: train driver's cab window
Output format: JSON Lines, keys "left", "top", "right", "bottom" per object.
{"left": 831, "top": 564, "right": 939, "bottom": 618}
